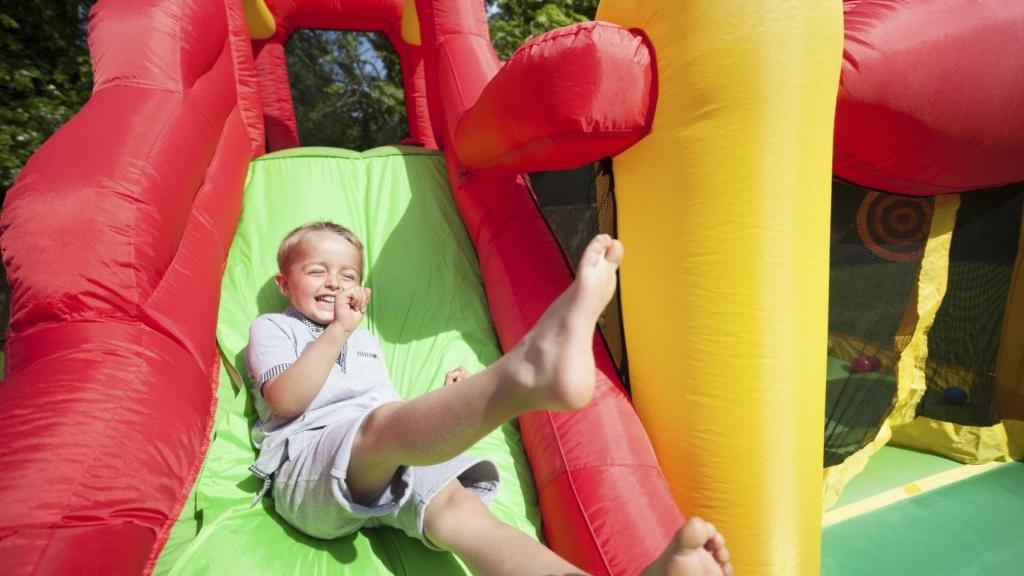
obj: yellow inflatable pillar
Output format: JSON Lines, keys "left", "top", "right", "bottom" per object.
{"left": 595, "top": 1, "right": 842, "bottom": 574}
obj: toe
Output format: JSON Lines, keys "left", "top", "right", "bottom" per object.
{"left": 713, "top": 542, "right": 730, "bottom": 565}
{"left": 704, "top": 531, "right": 724, "bottom": 553}
{"left": 580, "top": 234, "right": 612, "bottom": 266}
{"left": 679, "top": 517, "right": 714, "bottom": 550}
{"left": 605, "top": 238, "right": 624, "bottom": 265}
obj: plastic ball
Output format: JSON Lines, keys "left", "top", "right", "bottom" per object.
{"left": 851, "top": 356, "right": 874, "bottom": 373}
{"left": 867, "top": 356, "right": 883, "bottom": 371}
{"left": 943, "top": 386, "right": 969, "bottom": 406}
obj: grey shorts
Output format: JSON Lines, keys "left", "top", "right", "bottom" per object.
{"left": 271, "top": 410, "right": 500, "bottom": 549}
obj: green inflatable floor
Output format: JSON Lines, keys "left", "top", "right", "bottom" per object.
{"left": 829, "top": 446, "right": 964, "bottom": 509}
{"left": 155, "top": 147, "right": 541, "bottom": 574}
{"left": 822, "top": 461, "right": 1024, "bottom": 575}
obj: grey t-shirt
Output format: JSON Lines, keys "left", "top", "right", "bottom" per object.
{"left": 245, "top": 307, "right": 402, "bottom": 482}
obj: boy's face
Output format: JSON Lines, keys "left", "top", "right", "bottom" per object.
{"left": 276, "top": 231, "right": 363, "bottom": 325}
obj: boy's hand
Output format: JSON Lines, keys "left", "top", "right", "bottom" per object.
{"left": 444, "top": 366, "right": 469, "bottom": 386}
{"left": 332, "top": 286, "right": 371, "bottom": 332}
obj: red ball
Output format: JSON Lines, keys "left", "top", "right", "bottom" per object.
{"left": 851, "top": 356, "right": 874, "bottom": 373}
{"left": 868, "top": 356, "right": 883, "bottom": 371}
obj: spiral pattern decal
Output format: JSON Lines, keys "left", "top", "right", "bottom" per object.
{"left": 857, "top": 191, "right": 933, "bottom": 262}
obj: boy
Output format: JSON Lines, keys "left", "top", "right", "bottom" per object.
{"left": 247, "top": 221, "right": 732, "bottom": 576}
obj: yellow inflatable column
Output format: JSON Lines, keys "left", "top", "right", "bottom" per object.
{"left": 595, "top": 1, "right": 842, "bottom": 574}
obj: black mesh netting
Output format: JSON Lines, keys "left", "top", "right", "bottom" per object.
{"left": 919, "top": 185, "right": 1024, "bottom": 427}
{"left": 527, "top": 159, "right": 630, "bottom": 391}
{"left": 825, "top": 180, "right": 1024, "bottom": 467}
{"left": 825, "top": 181, "right": 931, "bottom": 466}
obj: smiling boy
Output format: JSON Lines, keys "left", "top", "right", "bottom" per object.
{"left": 245, "top": 221, "right": 732, "bottom": 576}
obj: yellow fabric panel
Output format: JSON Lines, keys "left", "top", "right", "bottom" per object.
{"left": 887, "top": 194, "right": 1023, "bottom": 464}
{"left": 891, "top": 195, "right": 960, "bottom": 424}
{"left": 995, "top": 223, "right": 1024, "bottom": 419}
{"left": 401, "top": 0, "right": 421, "bottom": 46}
{"left": 1004, "top": 419, "right": 1024, "bottom": 460}
{"left": 891, "top": 417, "right": 1011, "bottom": 464}
{"left": 242, "top": 0, "right": 275, "bottom": 40}
{"left": 595, "top": 1, "right": 842, "bottom": 574}
{"left": 822, "top": 423, "right": 892, "bottom": 510}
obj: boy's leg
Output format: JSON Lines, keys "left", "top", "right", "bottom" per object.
{"left": 423, "top": 482, "right": 585, "bottom": 576}
{"left": 347, "top": 235, "right": 623, "bottom": 503}
{"left": 424, "top": 482, "right": 734, "bottom": 576}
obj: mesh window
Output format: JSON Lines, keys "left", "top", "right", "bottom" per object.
{"left": 527, "top": 159, "right": 630, "bottom": 391}
{"left": 825, "top": 182, "right": 931, "bottom": 467}
{"left": 919, "top": 185, "right": 1024, "bottom": 426}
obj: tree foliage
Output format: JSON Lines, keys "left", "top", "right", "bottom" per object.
{"left": 0, "top": 1, "right": 95, "bottom": 195}
{"left": 286, "top": 31, "right": 407, "bottom": 149}
{"left": 487, "top": 0, "right": 598, "bottom": 59}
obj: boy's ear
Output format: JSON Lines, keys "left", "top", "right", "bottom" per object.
{"left": 275, "top": 274, "right": 288, "bottom": 297}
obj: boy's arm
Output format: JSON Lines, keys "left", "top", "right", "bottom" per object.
{"left": 262, "top": 322, "right": 353, "bottom": 419}
{"left": 263, "top": 286, "right": 370, "bottom": 419}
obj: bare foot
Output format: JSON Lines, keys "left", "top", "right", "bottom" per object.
{"left": 641, "top": 518, "right": 733, "bottom": 576}
{"left": 503, "top": 234, "right": 623, "bottom": 411}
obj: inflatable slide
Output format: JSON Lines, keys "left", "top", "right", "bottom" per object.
{"left": 0, "top": 0, "right": 1021, "bottom": 575}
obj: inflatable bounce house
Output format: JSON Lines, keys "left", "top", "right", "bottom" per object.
{"left": 1, "top": 0, "right": 1022, "bottom": 574}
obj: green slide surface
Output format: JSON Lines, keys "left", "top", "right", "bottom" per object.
{"left": 155, "top": 146, "right": 540, "bottom": 574}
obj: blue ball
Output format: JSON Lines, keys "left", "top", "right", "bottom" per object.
{"left": 943, "top": 386, "right": 968, "bottom": 406}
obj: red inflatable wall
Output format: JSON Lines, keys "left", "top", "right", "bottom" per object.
{"left": 834, "top": 0, "right": 1024, "bottom": 196}
{"left": 0, "top": 0, "right": 263, "bottom": 573}
{"left": 412, "top": 2, "right": 681, "bottom": 574}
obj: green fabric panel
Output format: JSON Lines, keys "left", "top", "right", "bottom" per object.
{"left": 155, "top": 146, "right": 541, "bottom": 575}
{"left": 822, "top": 462, "right": 1024, "bottom": 576}
{"left": 830, "top": 446, "right": 963, "bottom": 509}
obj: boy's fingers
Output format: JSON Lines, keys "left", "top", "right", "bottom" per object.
{"left": 360, "top": 288, "right": 370, "bottom": 312}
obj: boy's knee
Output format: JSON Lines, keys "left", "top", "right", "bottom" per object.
{"left": 352, "top": 402, "right": 401, "bottom": 460}
{"left": 423, "top": 483, "right": 492, "bottom": 545}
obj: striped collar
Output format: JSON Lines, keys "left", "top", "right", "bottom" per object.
{"left": 284, "top": 306, "right": 348, "bottom": 371}
{"left": 284, "top": 306, "right": 330, "bottom": 336}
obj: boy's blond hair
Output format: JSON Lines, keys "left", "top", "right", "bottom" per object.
{"left": 277, "top": 221, "right": 364, "bottom": 273}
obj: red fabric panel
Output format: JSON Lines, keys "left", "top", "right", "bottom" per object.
{"left": 0, "top": 524, "right": 154, "bottom": 576}
{"left": 0, "top": 323, "right": 210, "bottom": 572}
{"left": 428, "top": 136, "right": 682, "bottom": 575}
{"left": 835, "top": 0, "right": 1024, "bottom": 195}
{"left": 0, "top": 0, "right": 253, "bottom": 572}
{"left": 454, "top": 22, "right": 655, "bottom": 173}
{"left": 435, "top": 34, "right": 501, "bottom": 143}
{"left": 142, "top": 110, "right": 250, "bottom": 370}
{"left": 527, "top": 345, "right": 684, "bottom": 576}
{"left": 416, "top": 1, "right": 682, "bottom": 571}
{"left": 395, "top": 40, "right": 436, "bottom": 148}
{"left": 253, "top": 40, "right": 300, "bottom": 151}
{"left": 225, "top": 0, "right": 267, "bottom": 156}
{"left": 263, "top": 0, "right": 403, "bottom": 40}
{"left": 411, "top": 0, "right": 450, "bottom": 150}
{"left": 539, "top": 463, "right": 684, "bottom": 576}
{"left": 2, "top": 35, "right": 237, "bottom": 334}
